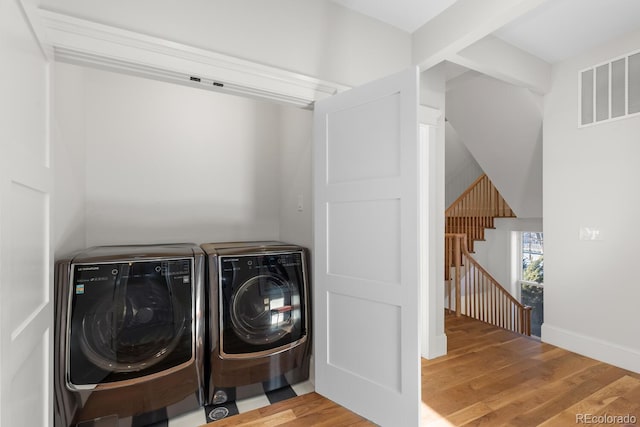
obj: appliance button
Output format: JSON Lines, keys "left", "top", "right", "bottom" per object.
{"left": 209, "top": 407, "right": 229, "bottom": 421}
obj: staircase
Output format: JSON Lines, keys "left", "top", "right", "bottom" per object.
{"left": 445, "top": 234, "right": 532, "bottom": 335}
{"left": 445, "top": 174, "right": 532, "bottom": 336}
{"left": 446, "top": 174, "right": 516, "bottom": 252}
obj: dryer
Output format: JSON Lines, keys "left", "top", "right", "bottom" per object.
{"left": 201, "top": 242, "right": 311, "bottom": 404}
{"left": 54, "top": 244, "right": 205, "bottom": 426}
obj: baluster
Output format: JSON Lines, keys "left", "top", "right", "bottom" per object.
{"left": 500, "top": 293, "right": 507, "bottom": 328}
{"left": 484, "top": 278, "right": 488, "bottom": 323}
{"left": 511, "top": 298, "right": 514, "bottom": 331}
{"left": 448, "top": 235, "right": 452, "bottom": 310}
{"left": 465, "top": 251, "right": 470, "bottom": 317}
{"left": 475, "top": 263, "right": 479, "bottom": 320}
{"left": 470, "top": 262, "right": 475, "bottom": 319}
{"left": 454, "top": 235, "right": 461, "bottom": 317}
{"left": 481, "top": 276, "right": 485, "bottom": 322}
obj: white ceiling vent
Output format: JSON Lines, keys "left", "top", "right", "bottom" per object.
{"left": 580, "top": 49, "right": 640, "bottom": 126}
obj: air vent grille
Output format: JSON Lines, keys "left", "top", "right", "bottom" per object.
{"left": 579, "top": 49, "right": 640, "bottom": 127}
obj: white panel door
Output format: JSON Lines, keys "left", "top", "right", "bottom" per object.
{"left": 0, "top": 0, "right": 53, "bottom": 426}
{"left": 313, "top": 67, "right": 421, "bottom": 426}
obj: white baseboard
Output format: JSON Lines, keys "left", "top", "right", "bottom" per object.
{"left": 542, "top": 323, "right": 640, "bottom": 374}
{"left": 422, "top": 333, "right": 448, "bottom": 360}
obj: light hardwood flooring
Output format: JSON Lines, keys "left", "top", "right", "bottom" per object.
{"left": 201, "top": 391, "right": 371, "bottom": 426}
{"left": 422, "top": 314, "right": 640, "bottom": 426}
{"left": 203, "top": 314, "right": 640, "bottom": 426}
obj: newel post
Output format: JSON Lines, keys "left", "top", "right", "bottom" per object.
{"left": 524, "top": 306, "right": 533, "bottom": 336}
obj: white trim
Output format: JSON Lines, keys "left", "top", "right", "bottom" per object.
{"left": 423, "top": 334, "right": 447, "bottom": 360}
{"left": 578, "top": 69, "right": 592, "bottom": 127}
{"left": 578, "top": 47, "right": 640, "bottom": 76}
{"left": 542, "top": 323, "right": 640, "bottom": 374}
{"left": 592, "top": 63, "right": 597, "bottom": 122}
{"left": 519, "top": 280, "right": 543, "bottom": 288}
{"left": 626, "top": 55, "right": 629, "bottom": 115}
{"left": 578, "top": 47, "right": 640, "bottom": 128}
{"left": 448, "top": 35, "right": 551, "bottom": 95}
{"left": 419, "top": 105, "right": 441, "bottom": 126}
{"left": 36, "top": 9, "right": 349, "bottom": 108}
{"left": 419, "top": 122, "right": 446, "bottom": 361}
{"left": 17, "top": 0, "right": 54, "bottom": 61}
{"left": 579, "top": 110, "right": 640, "bottom": 128}
{"left": 579, "top": 107, "right": 640, "bottom": 128}
{"left": 608, "top": 61, "right": 612, "bottom": 120}
{"left": 412, "top": 0, "right": 552, "bottom": 71}
{"left": 511, "top": 231, "right": 521, "bottom": 300}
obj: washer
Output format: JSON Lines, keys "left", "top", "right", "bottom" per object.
{"left": 201, "top": 242, "right": 311, "bottom": 404}
{"left": 54, "top": 244, "right": 205, "bottom": 426}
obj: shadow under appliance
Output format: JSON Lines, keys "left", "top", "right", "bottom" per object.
{"left": 54, "top": 244, "right": 205, "bottom": 426}
{"left": 202, "top": 242, "right": 311, "bottom": 404}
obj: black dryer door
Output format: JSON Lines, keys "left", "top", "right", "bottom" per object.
{"left": 219, "top": 252, "right": 307, "bottom": 356}
{"left": 67, "top": 258, "right": 193, "bottom": 387}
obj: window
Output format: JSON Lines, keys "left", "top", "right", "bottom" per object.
{"left": 520, "top": 232, "right": 543, "bottom": 337}
{"left": 579, "top": 49, "right": 640, "bottom": 126}
{"left": 521, "top": 232, "right": 543, "bottom": 283}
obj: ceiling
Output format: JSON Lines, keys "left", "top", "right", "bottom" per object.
{"left": 332, "top": 0, "right": 640, "bottom": 64}
{"left": 332, "top": 0, "right": 458, "bottom": 34}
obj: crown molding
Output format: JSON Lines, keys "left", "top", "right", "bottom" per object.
{"left": 37, "top": 9, "right": 350, "bottom": 108}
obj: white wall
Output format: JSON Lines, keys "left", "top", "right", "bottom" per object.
{"left": 54, "top": 64, "right": 298, "bottom": 251}
{"left": 543, "top": 28, "right": 640, "bottom": 373}
{"left": 446, "top": 74, "right": 543, "bottom": 218}
{"left": 40, "top": 0, "right": 411, "bottom": 88}
{"left": 278, "top": 107, "right": 313, "bottom": 251}
{"left": 444, "top": 121, "right": 483, "bottom": 208}
{"left": 473, "top": 218, "right": 542, "bottom": 296}
{"left": 54, "top": 63, "right": 87, "bottom": 255}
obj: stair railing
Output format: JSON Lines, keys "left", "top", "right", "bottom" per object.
{"left": 445, "top": 233, "right": 532, "bottom": 336}
{"left": 446, "top": 174, "right": 516, "bottom": 252}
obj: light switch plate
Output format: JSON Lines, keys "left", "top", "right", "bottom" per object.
{"left": 579, "top": 227, "right": 602, "bottom": 240}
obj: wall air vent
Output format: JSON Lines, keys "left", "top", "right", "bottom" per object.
{"left": 580, "top": 49, "right": 640, "bottom": 126}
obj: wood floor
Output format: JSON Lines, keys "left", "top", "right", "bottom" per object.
{"left": 203, "top": 314, "right": 640, "bottom": 426}
{"left": 422, "top": 314, "right": 640, "bottom": 426}
{"left": 202, "top": 391, "right": 371, "bottom": 426}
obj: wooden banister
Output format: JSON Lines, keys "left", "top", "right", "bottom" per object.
{"left": 445, "top": 173, "right": 488, "bottom": 214}
{"left": 445, "top": 233, "right": 532, "bottom": 336}
{"left": 446, "top": 174, "right": 516, "bottom": 252}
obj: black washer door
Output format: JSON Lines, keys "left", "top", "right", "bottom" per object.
{"left": 219, "top": 252, "right": 307, "bottom": 355}
{"left": 230, "top": 274, "right": 298, "bottom": 345}
{"left": 68, "top": 259, "right": 193, "bottom": 387}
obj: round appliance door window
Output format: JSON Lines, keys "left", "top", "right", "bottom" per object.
{"left": 79, "top": 277, "right": 186, "bottom": 372}
{"left": 68, "top": 259, "right": 194, "bottom": 386}
{"left": 230, "top": 274, "right": 300, "bottom": 345}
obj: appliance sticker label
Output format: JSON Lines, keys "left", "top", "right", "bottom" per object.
{"left": 75, "top": 284, "right": 85, "bottom": 294}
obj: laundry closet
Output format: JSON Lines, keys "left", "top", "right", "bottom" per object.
{"left": 51, "top": 61, "right": 317, "bottom": 425}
